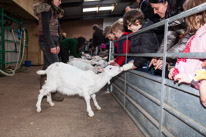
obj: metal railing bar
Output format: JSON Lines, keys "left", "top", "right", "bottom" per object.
{"left": 168, "top": 3, "right": 206, "bottom": 24}
{"left": 120, "top": 69, "right": 200, "bottom": 97}
{"left": 113, "top": 3, "right": 206, "bottom": 43}
{"left": 113, "top": 52, "right": 206, "bottom": 59}
{"left": 165, "top": 79, "right": 200, "bottom": 97}
{"left": 129, "top": 70, "right": 162, "bottom": 83}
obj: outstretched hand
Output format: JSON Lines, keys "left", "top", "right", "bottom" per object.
{"left": 149, "top": 58, "right": 157, "bottom": 68}
{"left": 110, "top": 62, "right": 119, "bottom": 66}
{"left": 174, "top": 73, "right": 192, "bottom": 84}
{"left": 168, "top": 67, "right": 174, "bottom": 80}
{"left": 149, "top": 58, "right": 164, "bottom": 70}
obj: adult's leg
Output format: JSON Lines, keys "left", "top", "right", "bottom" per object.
{"left": 39, "top": 36, "right": 64, "bottom": 101}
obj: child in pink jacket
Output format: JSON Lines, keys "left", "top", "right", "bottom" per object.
{"left": 168, "top": 0, "right": 206, "bottom": 107}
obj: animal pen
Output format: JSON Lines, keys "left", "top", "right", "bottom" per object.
{"left": 0, "top": 2, "right": 206, "bottom": 137}
{"left": 109, "top": 3, "right": 206, "bottom": 137}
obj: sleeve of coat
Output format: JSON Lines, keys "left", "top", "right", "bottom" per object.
{"left": 116, "top": 39, "right": 130, "bottom": 66}
{"left": 157, "top": 30, "right": 178, "bottom": 53}
{"left": 133, "top": 33, "right": 159, "bottom": 68}
{"left": 168, "top": 34, "right": 191, "bottom": 53}
{"left": 157, "top": 19, "right": 186, "bottom": 53}
{"left": 41, "top": 10, "right": 56, "bottom": 49}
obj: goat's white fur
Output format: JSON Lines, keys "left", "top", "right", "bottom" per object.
{"left": 68, "top": 59, "right": 100, "bottom": 73}
{"left": 36, "top": 62, "right": 122, "bottom": 117}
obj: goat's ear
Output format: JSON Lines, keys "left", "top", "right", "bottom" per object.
{"left": 107, "top": 80, "right": 110, "bottom": 84}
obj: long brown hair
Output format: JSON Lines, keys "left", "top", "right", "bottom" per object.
{"left": 184, "top": 0, "right": 206, "bottom": 34}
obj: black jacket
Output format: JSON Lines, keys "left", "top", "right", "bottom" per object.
{"left": 130, "top": 19, "right": 159, "bottom": 68}
{"left": 92, "top": 28, "right": 106, "bottom": 47}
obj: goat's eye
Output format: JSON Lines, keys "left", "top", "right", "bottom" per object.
{"left": 109, "top": 68, "right": 112, "bottom": 70}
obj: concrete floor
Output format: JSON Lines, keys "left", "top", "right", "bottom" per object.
{"left": 0, "top": 66, "right": 145, "bottom": 137}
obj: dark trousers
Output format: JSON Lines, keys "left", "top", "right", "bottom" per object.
{"left": 58, "top": 46, "right": 69, "bottom": 63}
{"left": 39, "top": 35, "right": 59, "bottom": 70}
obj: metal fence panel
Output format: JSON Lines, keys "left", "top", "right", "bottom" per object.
{"left": 111, "top": 72, "right": 206, "bottom": 137}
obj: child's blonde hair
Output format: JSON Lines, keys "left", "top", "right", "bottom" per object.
{"left": 111, "top": 20, "right": 124, "bottom": 33}
{"left": 103, "top": 25, "right": 112, "bottom": 36}
{"left": 184, "top": 0, "right": 206, "bottom": 34}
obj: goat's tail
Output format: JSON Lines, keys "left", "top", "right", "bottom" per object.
{"left": 36, "top": 70, "right": 46, "bottom": 75}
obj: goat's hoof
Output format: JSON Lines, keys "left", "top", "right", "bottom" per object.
{"left": 36, "top": 108, "right": 41, "bottom": 113}
{"left": 97, "top": 107, "right": 101, "bottom": 110}
{"left": 88, "top": 112, "right": 94, "bottom": 117}
{"left": 50, "top": 103, "right": 55, "bottom": 107}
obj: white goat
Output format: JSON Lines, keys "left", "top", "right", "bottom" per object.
{"left": 68, "top": 59, "right": 100, "bottom": 73}
{"left": 36, "top": 62, "right": 122, "bottom": 117}
{"left": 69, "top": 57, "right": 108, "bottom": 69}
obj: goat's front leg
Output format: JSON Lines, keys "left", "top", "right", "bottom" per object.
{"left": 91, "top": 94, "right": 101, "bottom": 110}
{"left": 84, "top": 95, "right": 94, "bottom": 117}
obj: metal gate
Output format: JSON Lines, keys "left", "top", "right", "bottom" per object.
{"left": 109, "top": 3, "right": 206, "bottom": 137}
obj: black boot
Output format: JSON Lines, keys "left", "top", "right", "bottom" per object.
{"left": 51, "top": 92, "right": 64, "bottom": 102}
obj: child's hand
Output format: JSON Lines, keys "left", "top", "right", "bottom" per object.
{"left": 110, "top": 62, "right": 119, "bottom": 66}
{"left": 154, "top": 59, "right": 163, "bottom": 70}
{"left": 149, "top": 58, "right": 157, "bottom": 67}
{"left": 168, "top": 67, "right": 174, "bottom": 79}
{"left": 174, "top": 73, "right": 192, "bottom": 84}
{"left": 200, "top": 80, "right": 206, "bottom": 107}
{"left": 128, "top": 60, "right": 134, "bottom": 64}
{"left": 128, "top": 61, "right": 136, "bottom": 69}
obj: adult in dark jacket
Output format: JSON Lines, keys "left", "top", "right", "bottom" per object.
{"left": 148, "top": 0, "right": 189, "bottom": 70}
{"left": 137, "top": 0, "right": 163, "bottom": 44}
{"left": 123, "top": 9, "right": 159, "bottom": 73}
{"left": 136, "top": 0, "right": 160, "bottom": 23}
{"left": 92, "top": 24, "right": 106, "bottom": 55}
{"left": 33, "top": 0, "right": 64, "bottom": 101}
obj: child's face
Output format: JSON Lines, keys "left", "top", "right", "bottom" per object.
{"left": 113, "top": 30, "right": 123, "bottom": 39}
{"left": 106, "top": 33, "right": 115, "bottom": 41}
{"left": 127, "top": 21, "right": 142, "bottom": 33}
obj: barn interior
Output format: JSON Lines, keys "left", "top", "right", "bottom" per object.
{"left": 0, "top": 0, "right": 144, "bottom": 137}
{"left": 1, "top": 0, "right": 206, "bottom": 137}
